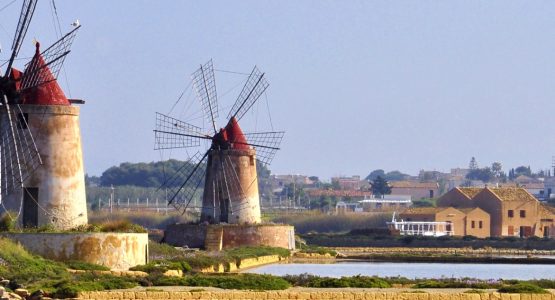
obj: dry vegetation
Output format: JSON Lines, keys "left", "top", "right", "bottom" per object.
{"left": 271, "top": 212, "right": 391, "bottom": 234}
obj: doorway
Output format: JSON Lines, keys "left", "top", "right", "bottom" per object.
{"left": 22, "top": 187, "right": 38, "bottom": 228}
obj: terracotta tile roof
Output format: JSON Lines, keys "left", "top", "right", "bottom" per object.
{"left": 518, "top": 183, "right": 544, "bottom": 189}
{"left": 487, "top": 187, "right": 537, "bottom": 202}
{"left": 538, "top": 204, "right": 555, "bottom": 218}
{"left": 456, "top": 187, "right": 483, "bottom": 199}
{"left": 390, "top": 181, "right": 438, "bottom": 189}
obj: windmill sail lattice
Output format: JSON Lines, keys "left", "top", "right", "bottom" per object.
{"left": 155, "top": 60, "right": 283, "bottom": 218}
{"left": 227, "top": 66, "right": 269, "bottom": 121}
{"left": 154, "top": 112, "right": 203, "bottom": 150}
{"left": 0, "top": 0, "right": 80, "bottom": 206}
{"left": 20, "top": 25, "right": 81, "bottom": 91}
{"left": 0, "top": 104, "right": 42, "bottom": 198}
{"left": 191, "top": 60, "right": 218, "bottom": 133}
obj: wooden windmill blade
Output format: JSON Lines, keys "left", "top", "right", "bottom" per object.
{"left": 162, "top": 151, "right": 208, "bottom": 214}
{"left": 20, "top": 25, "right": 81, "bottom": 91}
{"left": 153, "top": 112, "right": 206, "bottom": 150}
{"left": 0, "top": 104, "right": 42, "bottom": 198}
{"left": 241, "top": 131, "right": 284, "bottom": 166}
{"left": 4, "top": 0, "right": 38, "bottom": 76}
{"left": 227, "top": 66, "right": 269, "bottom": 122}
{"left": 191, "top": 59, "right": 219, "bottom": 134}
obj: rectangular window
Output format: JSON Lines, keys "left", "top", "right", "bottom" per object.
{"left": 508, "top": 210, "right": 514, "bottom": 218}
{"left": 520, "top": 210, "right": 526, "bottom": 218}
{"left": 479, "top": 221, "right": 483, "bottom": 229}
{"left": 471, "top": 221, "right": 475, "bottom": 228}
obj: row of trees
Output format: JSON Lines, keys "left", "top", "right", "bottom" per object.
{"left": 466, "top": 157, "right": 551, "bottom": 182}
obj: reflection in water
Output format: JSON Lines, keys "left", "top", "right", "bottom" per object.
{"left": 244, "top": 261, "right": 555, "bottom": 280}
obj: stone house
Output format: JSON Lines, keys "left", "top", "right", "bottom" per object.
{"left": 437, "top": 187, "right": 555, "bottom": 238}
{"left": 437, "top": 187, "right": 482, "bottom": 208}
{"left": 399, "top": 206, "right": 490, "bottom": 237}
{"left": 473, "top": 188, "right": 550, "bottom": 237}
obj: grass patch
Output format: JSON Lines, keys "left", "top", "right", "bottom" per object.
{"left": 284, "top": 273, "right": 390, "bottom": 288}
{"left": 498, "top": 283, "right": 549, "bottom": 294}
{"left": 51, "top": 274, "right": 138, "bottom": 298}
{"left": 0, "top": 238, "right": 70, "bottom": 291}
{"left": 225, "top": 246, "right": 290, "bottom": 260}
{"left": 130, "top": 260, "right": 191, "bottom": 274}
{"left": 297, "top": 244, "right": 337, "bottom": 257}
{"left": 148, "top": 273, "right": 290, "bottom": 290}
{"left": 65, "top": 261, "right": 110, "bottom": 271}
{"left": 465, "top": 289, "right": 487, "bottom": 294}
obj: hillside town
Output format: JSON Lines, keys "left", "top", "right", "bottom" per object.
{"left": 265, "top": 158, "right": 555, "bottom": 239}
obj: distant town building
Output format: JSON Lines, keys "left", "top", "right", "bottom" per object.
{"left": 271, "top": 174, "right": 315, "bottom": 187}
{"left": 358, "top": 195, "right": 412, "bottom": 211}
{"left": 436, "top": 187, "right": 555, "bottom": 238}
{"left": 397, "top": 206, "right": 490, "bottom": 238}
{"left": 331, "top": 175, "right": 363, "bottom": 190}
{"left": 389, "top": 181, "right": 439, "bottom": 199}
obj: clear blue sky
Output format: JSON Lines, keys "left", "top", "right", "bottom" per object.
{"left": 1, "top": 1, "right": 555, "bottom": 180}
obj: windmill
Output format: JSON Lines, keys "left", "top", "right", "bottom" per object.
{"left": 0, "top": 0, "right": 85, "bottom": 228}
{"left": 154, "top": 60, "right": 284, "bottom": 224}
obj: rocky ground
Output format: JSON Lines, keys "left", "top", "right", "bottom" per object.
{"left": 0, "top": 278, "right": 47, "bottom": 300}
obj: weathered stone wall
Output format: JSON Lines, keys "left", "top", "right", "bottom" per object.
{"left": 163, "top": 224, "right": 207, "bottom": 248}
{"left": 78, "top": 290, "right": 550, "bottom": 300}
{"left": 164, "top": 224, "right": 296, "bottom": 250}
{"left": 221, "top": 224, "right": 295, "bottom": 250}
{"left": 1, "top": 105, "right": 88, "bottom": 229}
{"left": 201, "top": 149, "right": 261, "bottom": 224}
{"left": 2, "top": 232, "right": 148, "bottom": 270}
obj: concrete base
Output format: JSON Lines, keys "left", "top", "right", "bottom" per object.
{"left": 1, "top": 232, "right": 148, "bottom": 270}
{"left": 164, "top": 223, "right": 295, "bottom": 251}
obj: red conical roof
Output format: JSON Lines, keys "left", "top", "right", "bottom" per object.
{"left": 20, "top": 42, "right": 69, "bottom": 106}
{"left": 225, "top": 117, "right": 249, "bottom": 150}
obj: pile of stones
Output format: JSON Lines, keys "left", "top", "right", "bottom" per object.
{"left": 0, "top": 278, "right": 48, "bottom": 300}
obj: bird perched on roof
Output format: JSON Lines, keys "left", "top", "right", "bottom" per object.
{"left": 71, "top": 19, "right": 80, "bottom": 27}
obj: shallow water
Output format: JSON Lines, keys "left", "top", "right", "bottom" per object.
{"left": 244, "top": 261, "right": 555, "bottom": 280}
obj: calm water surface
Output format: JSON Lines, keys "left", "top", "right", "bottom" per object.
{"left": 244, "top": 261, "right": 555, "bottom": 280}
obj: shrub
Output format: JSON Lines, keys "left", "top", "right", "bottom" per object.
{"left": 498, "top": 283, "right": 548, "bottom": 294}
{"left": 65, "top": 261, "right": 110, "bottom": 271}
{"left": 296, "top": 244, "right": 337, "bottom": 256}
{"left": 52, "top": 274, "right": 138, "bottom": 298}
{"left": 0, "top": 213, "right": 16, "bottom": 232}
{"left": 284, "top": 274, "right": 390, "bottom": 288}
{"left": 0, "top": 238, "right": 70, "bottom": 291}
{"left": 148, "top": 273, "right": 290, "bottom": 290}
{"left": 98, "top": 220, "right": 147, "bottom": 233}
{"left": 130, "top": 260, "right": 191, "bottom": 274}
{"left": 529, "top": 279, "right": 555, "bottom": 289}
{"left": 272, "top": 213, "right": 390, "bottom": 234}
{"left": 462, "top": 235, "right": 477, "bottom": 241}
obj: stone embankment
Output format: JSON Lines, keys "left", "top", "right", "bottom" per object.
{"left": 198, "top": 254, "right": 285, "bottom": 273}
{"left": 333, "top": 247, "right": 555, "bottom": 256}
{"left": 77, "top": 290, "right": 555, "bottom": 300}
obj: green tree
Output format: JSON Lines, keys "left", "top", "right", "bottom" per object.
{"left": 514, "top": 166, "right": 532, "bottom": 177}
{"left": 365, "top": 169, "right": 385, "bottom": 181}
{"left": 466, "top": 167, "right": 494, "bottom": 182}
{"left": 384, "top": 170, "right": 409, "bottom": 181}
{"left": 469, "top": 157, "right": 478, "bottom": 170}
{"left": 371, "top": 176, "right": 391, "bottom": 196}
{"left": 491, "top": 162, "right": 502, "bottom": 177}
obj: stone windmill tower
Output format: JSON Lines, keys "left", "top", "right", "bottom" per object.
{"left": 154, "top": 60, "right": 284, "bottom": 225}
{"left": 0, "top": 0, "right": 86, "bottom": 229}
